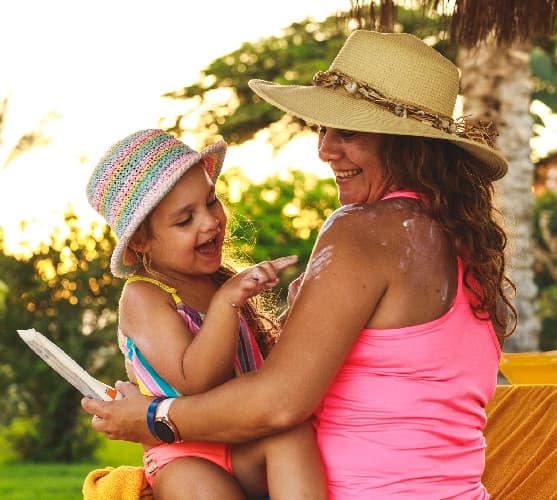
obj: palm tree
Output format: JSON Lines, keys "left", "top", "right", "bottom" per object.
{"left": 344, "top": 0, "right": 557, "bottom": 351}
{"left": 0, "top": 96, "right": 53, "bottom": 170}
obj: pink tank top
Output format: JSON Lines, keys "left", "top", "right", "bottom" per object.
{"left": 313, "top": 191, "right": 501, "bottom": 499}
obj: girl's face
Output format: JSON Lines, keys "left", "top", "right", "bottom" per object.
{"left": 317, "top": 128, "right": 395, "bottom": 205}
{"left": 138, "top": 163, "right": 227, "bottom": 279}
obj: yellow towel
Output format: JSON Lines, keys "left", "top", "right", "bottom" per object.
{"left": 483, "top": 384, "right": 557, "bottom": 500}
{"left": 82, "top": 465, "right": 153, "bottom": 500}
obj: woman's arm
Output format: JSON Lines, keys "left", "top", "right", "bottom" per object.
{"left": 277, "top": 272, "right": 305, "bottom": 327}
{"left": 83, "top": 209, "right": 391, "bottom": 443}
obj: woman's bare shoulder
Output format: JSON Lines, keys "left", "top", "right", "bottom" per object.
{"left": 320, "top": 198, "right": 440, "bottom": 250}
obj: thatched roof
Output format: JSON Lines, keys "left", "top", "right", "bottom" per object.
{"left": 346, "top": 0, "right": 557, "bottom": 47}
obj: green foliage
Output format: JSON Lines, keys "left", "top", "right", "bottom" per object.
{"left": 533, "top": 190, "right": 557, "bottom": 349}
{"left": 539, "top": 285, "right": 557, "bottom": 350}
{"left": 219, "top": 167, "right": 339, "bottom": 298}
{"left": 163, "top": 16, "right": 348, "bottom": 147}
{"left": 0, "top": 169, "right": 337, "bottom": 461}
{"left": 0, "top": 214, "right": 125, "bottom": 462}
{"left": 161, "top": 7, "right": 452, "bottom": 149}
{"left": 531, "top": 37, "right": 557, "bottom": 113}
{"left": 93, "top": 436, "right": 143, "bottom": 467}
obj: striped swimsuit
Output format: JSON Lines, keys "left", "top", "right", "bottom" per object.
{"left": 118, "top": 275, "right": 264, "bottom": 483}
{"left": 118, "top": 275, "right": 263, "bottom": 397}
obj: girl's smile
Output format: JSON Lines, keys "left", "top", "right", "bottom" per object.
{"left": 134, "top": 163, "right": 227, "bottom": 280}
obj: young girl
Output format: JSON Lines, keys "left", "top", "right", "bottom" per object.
{"left": 86, "top": 129, "right": 326, "bottom": 500}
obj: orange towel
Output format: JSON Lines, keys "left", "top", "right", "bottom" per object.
{"left": 483, "top": 384, "right": 557, "bottom": 500}
{"left": 82, "top": 465, "right": 153, "bottom": 500}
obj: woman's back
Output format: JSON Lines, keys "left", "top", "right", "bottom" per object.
{"left": 313, "top": 195, "right": 501, "bottom": 498}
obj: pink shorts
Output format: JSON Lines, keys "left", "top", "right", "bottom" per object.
{"left": 143, "top": 441, "right": 233, "bottom": 487}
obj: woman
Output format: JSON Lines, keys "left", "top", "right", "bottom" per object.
{"left": 83, "top": 30, "right": 517, "bottom": 498}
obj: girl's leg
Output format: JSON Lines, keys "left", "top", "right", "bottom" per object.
{"left": 232, "top": 420, "right": 328, "bottom": 500}
{"left": 153, "top": 456, "right": 246, "bottom": 500}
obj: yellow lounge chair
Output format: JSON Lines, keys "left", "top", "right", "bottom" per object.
{"left": 499, "top": 351, "right": 557, "bottom": 384}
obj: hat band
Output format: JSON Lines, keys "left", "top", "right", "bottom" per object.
{"left": 312, "top": 70, "right": 495, "bottom": 148}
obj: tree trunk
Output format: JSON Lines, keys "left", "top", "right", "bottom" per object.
{"left": 458, "top": 42, "right": 540, "bottom": 351}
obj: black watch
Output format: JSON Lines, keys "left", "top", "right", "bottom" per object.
{"left": 154, "top": 398, "right": 181, "bottom": 443}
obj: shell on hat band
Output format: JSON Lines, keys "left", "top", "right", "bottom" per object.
{"left": 312, "top": 70, "right": 496, "bottom": 148}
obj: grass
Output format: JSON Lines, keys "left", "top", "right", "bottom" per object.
{"left": 0, "top": 438, "right": 143, "bottom": 500}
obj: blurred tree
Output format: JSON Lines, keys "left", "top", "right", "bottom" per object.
{"left": 0, "top": 214, "right": 124, "bottom": 462}
{"left": 0, "top": 168, "right": 337, "bottom": 461}
{"left": 220, "top": 167, "right": 339, "bottom": 299}
{"left": 161, "top": 8, "right": 446, "bottom": 149}
{"left": 533, "top": 191, "right": 557, "bottom": 350}
{"left": 0, "top": 95, "right": 57, "bottom": 170}
{"left": 162, "top": 15, "right": 346, "bottom": 148}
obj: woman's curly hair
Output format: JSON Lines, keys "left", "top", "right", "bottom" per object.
{"left": 381, "top": 135, "right": 517, "bottom": 337}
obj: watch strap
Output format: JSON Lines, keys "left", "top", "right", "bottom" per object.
{"left": 146, "top": 396, "right": 166, "bottom": 441}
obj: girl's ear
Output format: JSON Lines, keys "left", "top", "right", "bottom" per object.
{"left": 124, "top": 234, "right": 150, "bottom": 266}
{"left": 128, "top": 233, "right": 149, "bottom": 253}
{"left": 123, "top": 247, "right": 139, "bottom": 267}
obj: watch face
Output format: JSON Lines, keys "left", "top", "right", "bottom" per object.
{"left": 154, "top": 420, "right": 175, "bottom": 444}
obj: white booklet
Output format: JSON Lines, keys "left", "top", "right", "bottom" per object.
{"left": 17, "top": 328, "right": 122, "bottom": 401}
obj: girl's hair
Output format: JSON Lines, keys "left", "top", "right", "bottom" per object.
{"left": 129, "top": 212, "right": 280, "bottom": 358}
{"left": 381, "top": 135, "right": 518, "bottom": 337}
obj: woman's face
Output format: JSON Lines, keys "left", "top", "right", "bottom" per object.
{"left": 317, "top": 128, "right": 394, "bottom": 205}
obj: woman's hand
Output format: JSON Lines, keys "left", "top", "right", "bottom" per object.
{"left": 218, "top": 255, "right": 298, "bottom": 308}
{"left": 81, "top": 381, "right": 158, "bottom": 445}
{"left": 287, "top": 272, "right": 305, "bottom": 309}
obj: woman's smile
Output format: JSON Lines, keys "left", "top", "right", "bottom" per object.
{"left": 333, "top": 168, "right": 363, "bottom": 181}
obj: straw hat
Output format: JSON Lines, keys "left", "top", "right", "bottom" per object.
{"left": 249, "top": 30, "right": 507, "bottom": 181}
{"left": 86, "top": 129, "right": 227, "bottom": 278}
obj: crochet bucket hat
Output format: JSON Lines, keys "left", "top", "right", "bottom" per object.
{"left": 86, "top": 129, "right": 227, "bottom": 278}
{"left": 249, "top": 30, "right": 508, "bottom": 181}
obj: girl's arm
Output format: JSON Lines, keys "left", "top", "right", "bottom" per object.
{"left": 120, "top": 280, "right": 238, "bottom": 395}
{"left": 120, "top": 257, "right": 298, "bottom": 396}
{"left": 84, "top": 210, "right": 389, "bottom": 442}
{"left": 176, "top": 256, "right": 298, "bottom": 392}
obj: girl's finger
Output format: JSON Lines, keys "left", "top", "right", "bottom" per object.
{"left": 270, "top": 255, "right": 298, "bottom": 271}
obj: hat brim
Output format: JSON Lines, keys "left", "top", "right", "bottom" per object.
{"left": 249, "top": 79, "right": 507, "bottom": 182}
{"left": 110, "top": 140, "right": 227, "bottom": 278}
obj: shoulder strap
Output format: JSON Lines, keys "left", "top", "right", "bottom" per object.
{"left": 125, "top": 275, "right": 182, "bottom": 305}
{"left": 381, "top": 190, "right": 421, "bottom": 201}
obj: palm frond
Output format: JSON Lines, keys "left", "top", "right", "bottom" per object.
{"left": 343, "top": 0, "right": 557, "bottom": 47}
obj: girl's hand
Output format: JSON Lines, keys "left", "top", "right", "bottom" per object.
{"left": 219, "top": 255, "right": 298, "bottom": 308}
